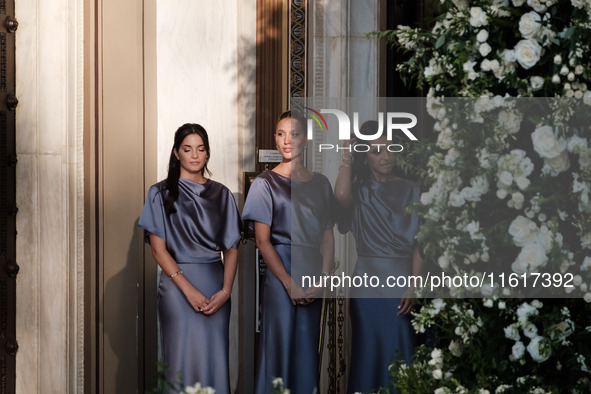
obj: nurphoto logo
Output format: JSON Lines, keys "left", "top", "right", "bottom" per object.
{"left": 304, "top": 107, "right": 419, "bottom": 153}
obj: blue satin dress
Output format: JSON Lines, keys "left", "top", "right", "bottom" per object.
{"left": 242, "top": 170, "right": 335, "bottom": 394}
{"left": 339, "top": 178, "right": 421, "bottom": 394}
{"left": 138, "top": 178, "right": 242, "bottom": 394}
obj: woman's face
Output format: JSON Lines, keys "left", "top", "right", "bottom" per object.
{"left": 275, "top": 117, "right": 306, "bottom": 161}
{"left": 364, "top": 136, "right": 396, "bottom": 180}
{"left": 174, "top": 133, "right": 208, "bottom": 178}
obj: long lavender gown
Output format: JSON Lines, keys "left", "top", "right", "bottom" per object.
{"left": 242, "top": 170, "right": 334, "bottom": 394}
{"left": 339, "top": 178, "right": 421, "bottom": 394}
{"left": 138, "top": 178, "right": 242, "bottom": 394}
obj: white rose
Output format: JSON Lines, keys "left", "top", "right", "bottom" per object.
{"left": 517, "top": 301, "right": 539, "bottom": 319}
{"left": 479, "top": 43, "right": 492, "bottom": 57}
{"left": 512, "top": 0, "right": 526, "bottom": 5}
{"left": 584, "top": 292, "right": 591, "bottom": 303}
{"left": 523, "top": 322, "right": 539, "bottom": 338}
{"left": 553, "top": 54, "right": 562, "bottom": 64}
{"left": 449, "top": 190, "right": 466, "bottom": 207}
{"left": 530, "top": 76, "right": 544, "bottom": 91}
{"left": 438, "top": 255, "right": 450, "bottom": 269}
{"left": 531, "top": 126, "right": 567, "bottom": 159}
{"left": 579, "top": 150, "right": 591, "bottom": 169}
{"left": 512, "top": 192, "right": 525, "bottom": 209}
{"left": 544, "top": 151, "right": 570, "bottom": 176}
{"left": 502, "top": 49, "right": 516, "bottom": 64}
{"left": 515, "top": 176, "right": 531, "bottom": 190}
{"left": 519, "top": 156, "right": 534, "bottom": 175}
{"left": 497, "top": 188, "right": 508, "bottom": 199}
{"left": 567, "top": 135, "right": 588, "bottom": 152}
{"left": 461, "top": 186, "right": 481, "bottom": 202}
{"left": 514, "top": 39, "right": 542, "bottom": 70}
{"left": 508, "top": 215, "right": 537, "bottom": 246}
{"left": 504, "top": 324, "right": 520, "bottom": 341}
{"left": 527, "top": 0, "right": 548, "bottom": 13}
{"left": 432, "top": 369, "right": 443, "bottom": 379}
{"left": 527, "top": 336, "right": 551, "bottom": 363}
{"left": 477, "top": 29, "right": 489, "bottom": 42}
{"left": 552, "top": 74, "right": 561, "bottom": 84}
{"left": 470, "top": 175, "right": 489, "bottom": 194}
{"left": 436, "top": 127, "right": 454, "bottom": 149}
{"left": 470, "top": 7, "right": 489, "bottom": 27}
{"left": 560, "top": 65, "right": 569, "bottom": 75}
{"left": 512, "top": 341, "right": 525, "bottom": 360}
{"left": 465, "top": 220, "right": 480, "bottom": 238}
{"left": 429, "top": 348, "right": 443, "bottom": 365}
{"left": 512, "top": 242, "right": 548, "bottom": 273}
{"left": 519, "top": 11, "right": 542, "bottom": 39}
{"left": 420, "top": 190, "right": 433, "bottom": 205}
{"left": 463, "top": 60, "right": 476, "bottom": 73}
{"left": 449, "top": 340, "right": 463, "bottom": 357}
{"left": 489, "top": 59, "right": 502, "bottom": 74}
{"left": 498, "top": 170, "right": 513, "bottom": 187}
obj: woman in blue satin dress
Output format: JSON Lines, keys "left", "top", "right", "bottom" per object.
{"left": 138, "top": 123, "right": 241, "bottom": 394}
{"left": 334, "top": 121, "right": 424, "bottom": 394}
{"left": 242, "top": 111, "right": 335, "bottom": 394}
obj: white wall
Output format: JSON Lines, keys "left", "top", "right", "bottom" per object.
{"left": 156, "top": 0, "right": 257, "bottom": 192}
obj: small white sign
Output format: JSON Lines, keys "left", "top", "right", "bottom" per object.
{"left": 258, "top": 149, "right": 282, "bottom": 163}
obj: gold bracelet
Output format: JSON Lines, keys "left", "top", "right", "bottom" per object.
{"left": 169, "top": 270, "right": 183, "bottom": 279}
{"left": 339, "top": 163, "right": 351, "bottom": 170}
{"left": 221, "top": 288, "right": 230, "bottom": 295}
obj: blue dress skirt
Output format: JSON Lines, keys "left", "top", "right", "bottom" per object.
{"left": 242, "top": 171, "right": 335, "bottom": 394}
{"left": 139, "top": 178, "right": 242, "bottom": 394}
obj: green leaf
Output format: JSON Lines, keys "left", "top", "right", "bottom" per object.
{"left": 435, "top": 34, "right": 446, "bottom": 49}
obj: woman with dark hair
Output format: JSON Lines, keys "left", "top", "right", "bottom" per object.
{"left": 138, "top": 123, "right": 241, "bottom": 393}
{"left": 334, "top": 121, "right": 424, "bottom": 394}
{"left": 242, "top": 110, "right": 335, "bottom": 394}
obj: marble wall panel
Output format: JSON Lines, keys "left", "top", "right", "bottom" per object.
{"left": 15, "top": 0, "right": 84, "bottom": 392}
{"left": 14, "top": 153, "right": 39, "bottom": 394}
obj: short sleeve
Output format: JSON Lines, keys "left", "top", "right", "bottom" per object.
{"left": 219, "top": 186, "right": 243, "bottom": 250}
{"left": 138, "top": 185, "right": 167, "bottom": 244}
{"left": 241, "top": 176, "right": 273, "bottom": 228}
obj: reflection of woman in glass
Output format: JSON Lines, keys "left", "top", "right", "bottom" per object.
{"left": 334, "top": 121, "right": 424, "bottom": 394}
{"left": 242, "top": 111, "right": 335, "bottom": 394}
{"left": 138, "top": 124, "right": 241, "bottom": 394}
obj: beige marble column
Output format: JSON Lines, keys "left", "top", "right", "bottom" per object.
{"left": 15, "top": 0, "right": 85, "bottom": 392}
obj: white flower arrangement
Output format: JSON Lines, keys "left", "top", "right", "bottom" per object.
{"left": 372, "top": 0, "right": 591, "bottom": 392}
